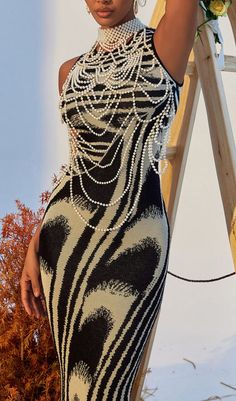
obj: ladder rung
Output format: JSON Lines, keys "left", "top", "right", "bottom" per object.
{"left": 185, "top": 55, "right": 236, "bottom": 77}
{"left": 166, "top": 145, "right": 177, "bottom": 159}
{"left": 186, "top": 60, "right": 196, "bottom": 77}
{"left": 223, "top": 55, "right": 236, "bottom": 72}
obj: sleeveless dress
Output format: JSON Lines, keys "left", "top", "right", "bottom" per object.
{"left": 38, "top": 25, "right": 182, "bottom": 401}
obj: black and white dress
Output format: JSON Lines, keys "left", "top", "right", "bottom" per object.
{"left": 38, "top": 25, "right": 183, "bottom": 401}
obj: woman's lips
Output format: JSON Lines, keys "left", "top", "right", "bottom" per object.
{"left": 96, "top": 10, "right": 113, "bottom": 17}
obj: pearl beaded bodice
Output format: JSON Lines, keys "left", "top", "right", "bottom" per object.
{"left": 57, "top": 26, "right": 181, "bottom": 232}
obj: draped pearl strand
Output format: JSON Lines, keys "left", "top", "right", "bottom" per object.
{"left": 55, "top": 22, "right": 177, "bottom": 232}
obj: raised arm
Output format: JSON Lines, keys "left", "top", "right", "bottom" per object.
{"left": 153, "top": 0, "right": 199, "bottom": 85}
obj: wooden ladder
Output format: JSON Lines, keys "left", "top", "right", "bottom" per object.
{"left": 131, "top": 2, "right": 236, "bottom": 400}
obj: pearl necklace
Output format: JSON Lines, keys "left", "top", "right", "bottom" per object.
{"left": 97, "top": 17, "right": 146, "bottom": 52}
{"left": 56, "top": 23, "right": 177, "bottom": 232}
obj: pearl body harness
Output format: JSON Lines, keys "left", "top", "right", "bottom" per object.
{"left": 56, "top": 19, "right": 180, "bottom": 232}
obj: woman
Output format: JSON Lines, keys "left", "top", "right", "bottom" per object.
{"left": 20, "top": 0, "right": 198, "bottom": 400}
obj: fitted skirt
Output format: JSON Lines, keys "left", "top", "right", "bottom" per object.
{"left": 38, "top": 169, "right": 170, "bottom": 401}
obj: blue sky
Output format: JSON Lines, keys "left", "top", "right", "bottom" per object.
{"left": 0, "top": 2, "right": 44, "bottom": 216}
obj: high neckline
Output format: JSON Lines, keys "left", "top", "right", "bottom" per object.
{"left": 93, "top": 26, "right": 146, "bottom": 55}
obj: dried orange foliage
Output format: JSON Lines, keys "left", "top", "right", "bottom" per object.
{"left": 0, "top": 193, "right": 61, "bottom": 401}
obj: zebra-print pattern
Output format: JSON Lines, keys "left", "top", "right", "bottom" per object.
{"left": 39, "top": 26, "right": 181, "bottom": 401}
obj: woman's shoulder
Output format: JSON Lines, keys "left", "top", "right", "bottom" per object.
{"left": 58, "top": 56, "right": 81, "bottom": 95}
{"left": 59, "top": 56, "right": 80, "bottom": 74}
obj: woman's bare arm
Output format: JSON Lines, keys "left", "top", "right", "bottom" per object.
{"left": 153, "top": 0, "right": 199, "bottom": 85}
{"left": 20, "top": 223, "right": 46, "bottom": 319}
{"left": 58, "top": 56, "right": 80, "bottom": 95}
{"left": 30, "top": 221, "right": 43, "bottom": 253}
{"left": 20, "top": 56, "right": 82, "bottom": 319}
{"left": 30, "top": 56, "right": 78, "bottom": 253}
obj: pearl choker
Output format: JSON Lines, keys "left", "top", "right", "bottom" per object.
{"left": 96, "top": 17, "right": 146, "bottom": 52}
